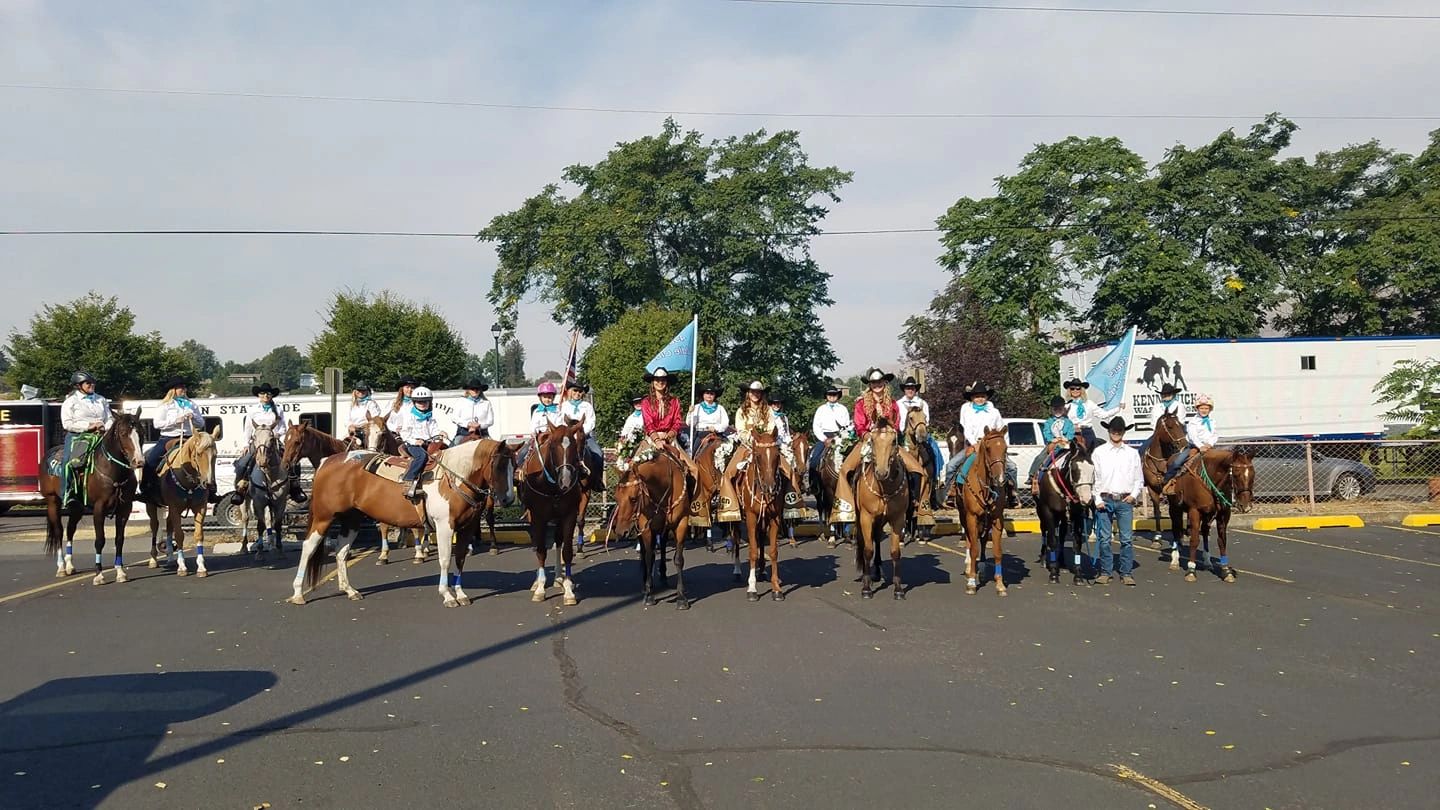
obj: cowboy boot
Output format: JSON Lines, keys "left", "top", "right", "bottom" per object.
{"left": 230, "top": 480, "right": 249, "bottom": 505}
{"left": 832, "top": 444, "right": 862, "bottom": 523}
{"left": 406, "top": 478, "right": 422, "bottom": 501}
{"left": 716, "top": 446, "right": 746, "bottom": 522}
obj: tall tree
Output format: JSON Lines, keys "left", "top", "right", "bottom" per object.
{"left": 5, "top": 292, "right": 196, "bottom": 399}
{"left": 257, "top": 345, "right": 308, "bottom": 391}
{"left": 176, "top": 339, "right": 221, "bottom": 382}
{"left": 482, "top": 119, "right": 847, "bottom": 402}
{"left": 581, "top": 307, "right": 710, "bottom": 439}
{"left": 309, "top": 290, "right": 468, "bottom": 390}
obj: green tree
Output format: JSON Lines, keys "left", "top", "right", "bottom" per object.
{"left": 257, "top": 345, "right": 308, "bottom": 391}
{"left": 580, "top": 307, "right": 715, "bottom": 440}
{"left": 482, "top": 119, "right": 847, "bottom": 402}
{"left": 1374, "top": 358, "right": 1440, "bottom": 437}
{"left": 5, "top": 292, "right": 197, "bottom": 399}
{"left": 176, "top": 339, "right": 221, "bottom": 383}
{"left": 309, "top": 290, "right": 468, "bottom": 390}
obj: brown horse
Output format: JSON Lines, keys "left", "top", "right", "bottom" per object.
{"left": 39, "top": 411, "right": 145, "bottom": 583}
{"left": 808, "top": 436, "right": 851, "bottom": 547}
{"left": 364, "top": 413, "right": 429, "bottom": 564}
{"left": 689, "top": 433, "right": 740, "bottom": 553}
{"left": 901, "top": 408, "right": 937, "bottom": 543}
{"left": 145, "top": 427, "right": 221, "bottom": 576}
{"left": 738, "top": 428, "right": 786, "bottom": 602}
{"left": 1169, "top": 449, "right": 1254, "bottom": 582}
{"left": 288, "top": 438, "right": 513, "bottom": 607}
{"left": 853, "top": 425, "right": 910, "bottom": 600}
{"left": 783, "top": 432, "right": 810, "bottom": 547}
{"left": 518, "top": 423, "right": 586, "bottom": 606}
{"left": 611, "top": 444, "right": 693, "bottom": 608}
{"left": 956, "top": 427, "right": 1010, "bottom": 595}
{"left": 1141, "top": 412, "right": 1188, "bottom": 553}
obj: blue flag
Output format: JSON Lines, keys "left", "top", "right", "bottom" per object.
{"left": 646, "top": 318, "right": 696, "bottom": 373}
{"left": 1085, "top": 326, "right": 1136, "bottom": 409}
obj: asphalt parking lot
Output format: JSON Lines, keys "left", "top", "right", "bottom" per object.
{"left": 0, "top": 520, "right": 1436, "bottom": 809}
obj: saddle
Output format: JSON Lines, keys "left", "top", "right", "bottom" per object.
{"left": 156, "top": 438, "right": 187, "bottom": 476}
{"left": 346, "top": 448, "right": 442, "bottom": 486}
{"left": 1161, "top": 450, "right": 1203, "bottom": 496}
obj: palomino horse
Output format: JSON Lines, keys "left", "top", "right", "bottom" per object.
{"left": 808, "top": 437, "right": 850, "bottom": 547}
{"left": 853, "top": 424, "right": 911, "bottom": 600}
{"left": 289, "top": 438, "right": 514, "bottom": 607}
{"left": 1141, "top": 412, "right": 1188, "bottom": 553}
{"left": 518, "top": 423, "right": 586, "bottom": 606}
{"left": 145, "top": 427, "right": 221, "bottom": 577}
{"left": 738, "top": 428, "right": 786, "bottom": 602}
{"left": 955, "top": 427, "right": 1010, "bottom": 595}
{"left": 901, "top": 408, "right": 938, "bottom": 543}
{"left": 1034, "top": 437, "right": 1095, "bottom": 586}
{"left": 239, "top": 424, "right": 289, "bottom": 560}
{"left": 1169, "top": 449, "right": 1254, "bottom": 582}
{"left": 611, "top": 445, "right": 693, "bottom": 608}
{"left": 39, "top": 411, "right": 145, "bottom": 583}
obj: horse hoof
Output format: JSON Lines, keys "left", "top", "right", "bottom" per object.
{"left": 54, "top": 569, "right": 67, "bottom": 579}
{"left": 1072, "top": 575, "right": 1083, "bottom": 587}
{"left": 457, "top": 595, "right": 472, "bottom": 606}
{"left": 563, "top": 595, "right": 579, "bottom": 607}
{"left": 772, "top": 591, "right": 785, "bottom": 602}
{"left": 376, "top": 553, "right": 388, "bottom": 566}
{"left": 490, "top": 547, "right": 500, "bottom": 556}
{"left": 115, "top": 570, "right": 128, "bottom": 584}
{"left": 92, "top": 573, "right": 105, "bottom": 586}
{"left": 1223, "top": 569, "right": 1237, "bottom": 583}
{"left": 643, "top": 595, "right": 658, "bottom": 607}
{"left": 1184, "top": 572, "right": 1197, "bottom": 582}
{"left": 1048, "top": 572, "right": 1060, "bottom": 584}
{"left": 1169, "top": 561, "right": 1181, "bottom": 572}
{"left": 965, "top": 584, "right": 978, "bottom": 595}
{"left": 347, "top": 591, "right": 363, "bottom": 601}
{"left": 894, "top": 589, "right": 905, "bottom": 600}
{"left": 531, "top": 591, "right": 546, "bottom": 603}
{"left": 176, "top": 569, "right": 188, "bottom": 577}
{"left": 196, "top": 570, "right": 208, "bottom": 579}
{"left": 285, "top": 595, "right": 306, "bottom": 606}
{"left": 676, "top": 598, "right": 690, "bottom": 611}
{"left": 148, "top": 559, "right": 158, "bottom": 569}
{"left": 861, "top": 589, "right": 873, "bottom": 600}
{"left": 747, "top": 592, "right": 761, "bottom": 602}
{"left": 443, "top": 598, "right": 459, "bottom": 608}
{"left": 996, "top": 584, "right": 1008, "bottom": 597}
{"left": 1150, "top": 539, "right": 1164, "bottom": 549}
{"left": 65, "top": 564, "right": 75, "bottom": 576}
{"left": 411, "top": 556, "right": 425, "bottom": 565}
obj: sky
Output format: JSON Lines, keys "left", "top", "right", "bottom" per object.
{"left": 2, "top": 0, "right": 1437, "bottom": 380}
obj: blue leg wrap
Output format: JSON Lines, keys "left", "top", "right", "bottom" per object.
{"left": 94, "top": 553, "right": 102, "bottom": 566}
{"left": 114, "top": 554, "right": 123, "bottom": 566}
{"left": 196, "top": 544, "right": 204, "bottom": 555}
{"left": 451, "top": 572, "right": 462, "bottom": 588}
{"left": 1218, "top": 555, "right": 1228, "bottom": 565}
{"left": 1048, "top": 550, "right": 1058, "bottom": 562}
{"left": 565, "top": 563, "right": 573, "bottom": 579}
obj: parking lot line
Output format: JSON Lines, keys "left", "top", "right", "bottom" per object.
{"left": 0, "top": 572, "right": 92, "bottom": 605}
{"left": 1232, "top": 528, "right": 1440, "bottom": 569}
{"left": 1383, "top": 524, "right": 1440, "bottom": 538}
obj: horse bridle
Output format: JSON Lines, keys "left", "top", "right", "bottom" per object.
{"left": 861, "top": 429, "right": 906, "bottom": 500}
{"left": 616, "top": 451, "right": 684, "bottom": 533}
{"left": 528, "top": 432, "right": 580, "bottom": 497}
{"left": 744, "top": 438, "right": 782, "bottom": 507}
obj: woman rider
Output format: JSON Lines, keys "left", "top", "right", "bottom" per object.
{"left": 141, "top": 377, "right": 217, "bottom": 504}
{"left": 832, "top": 368, "right": 927, "bottom": 521}
{"left": 59, "top": 371, "right": 112, "bottom": 508}
{"left": 230, "top": 383, "right": 292, "bottom": 505}
{"left": 454, "top": 379, "right": 496, "bottom": 442}
{"left": 347, "top": 381, "right": 382, "bottom": 447}
{"left": 716, "top": 380, "right": 802, "bottom": 522}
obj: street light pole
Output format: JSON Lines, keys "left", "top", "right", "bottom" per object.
{"left": 491, "top": 323, "right": 503, "bottom": 389}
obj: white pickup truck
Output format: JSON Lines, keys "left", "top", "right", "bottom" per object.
{"left": 938, "top": 417, "right": 1046, "bottom": 490}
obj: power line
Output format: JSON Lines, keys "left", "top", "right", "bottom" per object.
{"left": 1, "top": 83, "right": 1436, "bottom": 122}
{"left": 724, "top": 0, "right": 1440, "bottom": 22}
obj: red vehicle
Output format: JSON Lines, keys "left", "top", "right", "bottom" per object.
{"left": 0, "top": 401, "right": 61, "bottom": 516}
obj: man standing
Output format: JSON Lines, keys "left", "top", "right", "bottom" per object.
{"left": 1091, "top": 416, "right": 1144, "bottom": 586}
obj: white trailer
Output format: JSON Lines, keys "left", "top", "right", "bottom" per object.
{"left": 1059, "top": 335, "right": 1440, "bottom": 440}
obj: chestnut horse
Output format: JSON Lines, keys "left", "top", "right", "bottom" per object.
{"left": 1169, "top": 449, "right": 1254, "bottom": 582}
{"left": 611, "top": 445, "right": 693, "bottom": 608}
{"left": 518, "top": 423, "right": 586, "bottom": 606}
{"left": 853, "top": 424, "right": 910, "bottom": 600}
{"left": 901, "top": 408, "right": 937, "bottom": 544}
{"left": 145, "top": 427, "right": 221, "bottom": 577}
{"left": 955, "top": 427, "right": 1010, "bottom": 595}
{"left": 39, "top": 410, "right": 145, "bottom": 583}
{"left": 1141, "top": 412, "right": 1188, "bottom": 553}
{"left": 288, "top": 438, "right": 513, "bottom": 607}
{"left": 738, "top": 428, "right": 786, "bottom": 602}
{"left": 808, "top": 436, "right": 850, "bottom": 548}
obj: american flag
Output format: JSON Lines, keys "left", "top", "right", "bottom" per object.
{"left": 562, "top": 329, "right": 580, "bottom": 388}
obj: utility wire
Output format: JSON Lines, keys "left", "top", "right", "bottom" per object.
{"left": 1, "top": 83, "right": 1435, "bottom": 122}
{"left": 724, "top": 0, "right": 1440, "bottom": 22}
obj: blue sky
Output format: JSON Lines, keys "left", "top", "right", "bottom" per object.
{"left": 3, "top": 0, "right": 1437, "bottom": 381}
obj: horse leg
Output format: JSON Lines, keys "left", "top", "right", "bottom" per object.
{"left": 193, "top": 504, "right": 208, "bottom": 578}
{"left": 674, "top": 515, "right": 691, "bottom": 610}
{"left": 412, "top": 522, "right": 428, "bottom": 564}
{"left": 287, "top": 513, "right": 336, "bottom": 605}
{"left": 857, "top": 512, "right": 874, "bottom": 599}
{"left": 333, "top": 522, "right": 363, "bottom": 601}
{"left": 656, "top": 528, "right": 668, "bottom": 589}
{"left": 531, "top": 524, "right": 549, "bottom": 603}
{"left": 730, "top": 522, "right": 743, "bottom": 583}
{"left": 991, "top": 510, "right": 1008, "bottom": 597}
{"left": 963, "top": 511, "right": 980, "bottom": 594}
{"left": 560, "top": 514, "right": 579, "bottom": 607}
{"left": 432, "top": 516, "right": 457, "bottom": 608}
{"left": 271, "top": 500, "right": 287, "bottom": 559}
{"left": 768, "top": 517, "right": 784, "bottom": 602}
{"left": 452, "top": 534, "right": 472, "bottom": 606}
{"left": 91, "top": 501, "right": 108, "bottom": 585}
{"left": 746, "top": 513, "right": 761, "bottom": 602}
{"left": 1217, "top": 511, "right": 1235, "bottom": 582}
{"left": 488, "top": 503, "right": 500, "bottom": 555}
{"left": 113, "top": 501, "right": 130, "bottom": 584}
{"left": 170, "top": 507, "right": 188, "bottom": 576}
{"left": 377, "top": 522, "right": 391, "bottom": 565}
{"left": 640, "top": 530, "right": 657, "bottom": 607}
{"left": 1184, "top": 506, "right": 1202, "bottom": 582}
{"left": 62, "top": 510, "right": 80, "bottom": 576}
{"left": 147, "top": 506, "right": 161, "bottom": 568}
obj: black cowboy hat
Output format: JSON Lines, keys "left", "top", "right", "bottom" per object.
{"left": 862, "top": 368, "right": 895, "bottom": 384}
{"left": 564, "top": 380, "right": 589, "bottom": 393}
{"left": 1049, "top": 395, "right": 1067, "bottom": 409}
{"left": 251, "top": 383, "right": 281, "bottom": 397}
{"left": 1063, "top": 378, "right": 1089, "bottom": 390}
{"left": 397, "top": 376, "right": 417, "bottom": 387}
{"left": 352, "top": 380, "right": 373, "bottom": 393}
{"left": 643, "top": 367, "right": 676, "bottom": 383}
{"left": 1158, "top": 383, "right": 1181, "bottom": 397}
{"left": 768, "top": 394, "right": 785, "bottom": 404}
{"left": 630, "top": 393, "right": 645, "bottom": 404}
{"left": 962, "top": 380, "right": 994, "bottom": 398}
{"left": 165, "top": 376, "right": 189, "bottom": 390}
{"left": 700, "top": 383, "right": 719, "bottom": 395}
{"left": 900, "top": 376, "right": 921, "bottom": 389}
{"left": 463, "top": 379, "right": 490, "bottom": 392}
{"left": 738, "top": 380, "right": 769, "bottom": 395}
{"left": 1100, "top": 416, "right": 1134, "bottom": 433}
{"left": 824, "top": 385, "right": 842, "bottom": 396}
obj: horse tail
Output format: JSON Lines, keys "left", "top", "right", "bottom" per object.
{"left": 303, "top": 535, "right": 328, "bottom": 590}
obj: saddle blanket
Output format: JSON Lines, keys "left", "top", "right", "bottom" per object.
{"left": 345, "top": 450, "right": 438, "bottom": 485}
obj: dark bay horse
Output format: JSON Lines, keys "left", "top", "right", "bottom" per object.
{"left": 739, "top": 428, "right": 786, "bottom": 602}
{"left": 956, "top": 427, "right": 1010, "bottom": 595}
{"left": 808, "top": 437, "right": 850, "bottom": 548}
{"left": 1034, "top": 438, "right": 1095, "bottom": 586}
{"left": 519, "top": 423, "right": 586, "bottom": 606}
{"left": 853, "top": 425, "right": 910, "bottom": 600}
{"left": 1141, "top": 412, "right": 1188, "bottom": 552}
{"left": 289, "top": 438, "right": 513, "bottom": 607}
{"left": 1171, "top": 449, "right": 1254, "bottom": 582}
{"left": 145, "top": 427, "right": 221, "bottom": 577}
{"left": 39, "top": 411, "right": 145, "bottom": 583}
{"left": 611, "top": 446, "right": 693, "bottom": 608}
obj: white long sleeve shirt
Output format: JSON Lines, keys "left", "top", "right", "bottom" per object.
{"left": 1155, "top": 398, "right": 1189, "bottom": 420}
{"left": 619, "top": 409, "right": 645, "bottom": 442}
{"left": 896, "top": 395, "right": 930, "bottom": 424}
{"left": 395, "top": 409, "right": 449, "bottom": 446}
{"left": 61, "top": 391, "right": 113, "bottom": 432}
{"left": 561, "top": 398, "right": 596, "bottom": 434}
{"left": 688, "top": 403, "right": 730, "bottom": 433}
{"left": 1091, "top": 440, "right": 1144, "bottom": 502}
{"left": 959, "top": 402, "right": 1005, "bottom": 445}
{"left": 243, "top": 404, "right": 288, "bottom": 445}
{"left": 1185, "top": 414, "right": 1219, "bottom": 449}
{"left": 155, "top": 398, "right": 206, "bottom": 439}
{"left": 348, "top": 398, "right": 383, "bottom": 429}
{"left": 531, "top": 405, "right": 566, "bottom": 434}
{"left": 454, "top": 396, "right": 496, "bottom": 434}
{"left": 811, "top": 401, "right": 852, "bottom": 441}
{"left": 385, "top": 401, "right": 410, "bottom": 433}
{"left": 1065, "top": 397, "right": 1120, "bottom": 431}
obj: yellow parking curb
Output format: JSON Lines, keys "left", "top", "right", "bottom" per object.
{"left": 1401, "top": 513, "right": 1440, "bottom": 527}
{"left": 1133, "top": 518, "right": 1173, "bottom": 531}
{"left": 1252, "top": 515, "right": 1364, "bottom": 531}
{"left": 1005, "top": 518, "right": 1041, "bottom": 534}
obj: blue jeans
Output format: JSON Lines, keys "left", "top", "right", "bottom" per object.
{"left": 808, "top": 439, "right": 830, "bottom": 472}
{"left": 1094, "top": 497, "right": 1135, "bottom": 576}
{"left": 1164, "top": 446, "right": 1193, "bottom": 480}
{"left": 402, "top": 444, "right": 428, "bottom": 481}
{"left": 233, "top": 447, "right": 255, "bottom": 483}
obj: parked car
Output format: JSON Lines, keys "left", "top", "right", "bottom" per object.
{"left": 1224, "top": 437, "right": 1377, "bottom": 501}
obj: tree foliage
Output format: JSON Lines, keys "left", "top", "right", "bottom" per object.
{"left": 1373, "top": 359, "right": 1440, "bottom": 437}
{"left": 477, "top": 340, "right": 528, "bottom": 388}
{"left": 5, "top": 292, "right": 196, "bottom": 400}
{"left": 482, "top": 119, "right": 847, "bottom": 403}
{"left": 581, "top": 307, "right": 708, "bottom": 440}
{"left": 309, "top": 290, "right": 468, "bottom": 390}
{"left": 257, "top": 345, "right": 308, "bottom": 391}
{"left": 176, "top": 339, "right": 221, "bottom": 382}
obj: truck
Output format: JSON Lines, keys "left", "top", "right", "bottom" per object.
{"left": 0, "top": 401, "right": 62, "bottom": 514}
{"left": 1058, "top": 334, "right": 1440, "bottom": 440}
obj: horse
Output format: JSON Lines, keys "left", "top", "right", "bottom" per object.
{"left": 1169, "top": 448, "right": 1254, "bottom": 582}
{"left": 145, "top": 427, "right": 221, "bottom": 577}
{"left": 954, "top": 427, "right": 1010, "bottom": 595}
{"left": 288, "top": 437, "right": 514, "bottom": 607}
{"left": 366, "top": 413, "right": 429, "bottom": 564}
{"left": 901, "top": 408, "right": 938, "bottom": 544}
{"left": 38, "top": 411, "right": 145, "bottom": 583}
{"left": 688, "top": 432, "right": 731, "bottom": 552}
{"left": 238, "top": 424, "right": 290, "bottom": 560}
{"left": 1141, "top": 412, "right": 1188, "bottom": 553}
{"left": 737, "top": 428, "right": 786, "bottom": 602}
{"left": 808, "top": 436, "right": 851, "bottom": 548}
{"left": 451, "top": 432, "right": 512, "bottom": 558}
{"left": 853, "top": 424, "right": 910, "bottom": 600}
{"left": 518, "top": 423, "right": 586, "bottom": 606}
{"left": 611, "top": 445, "right": 693, "bottom": 608}
{"left": 1034, "top": 438, "right": 1095, "bottom": 586}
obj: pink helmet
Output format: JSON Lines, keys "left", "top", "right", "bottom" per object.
{"left": 536, "top": 381, "right": 558, "bottom": 396}
{"left": 1195, "top": 393, "right": 1214, "bottom": 407}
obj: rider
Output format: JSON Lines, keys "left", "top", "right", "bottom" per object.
{"left": 618, "top": 393, "right": 647, "bottom": 444}
{"left": 517, "top": 381, "right": 565, "bottom": 470}
{"left": 395, "top": 386, "right": 449, "bottom": 500}
{"left": 386, "top": 376, "right": 417, "bottom": 434}
{"left": 230, "top": 383, "right": 291, "bottom": 505}
{"left": 1163, "top": 393, "right": 1218, "bottom": 491}
{"left": 939, "top": 381, "right": 1019, "bottom": 508}
{"left": 897, "top": 376, "right": 931, "bottom": 423}
{"left": 141, "top": 377, "right": 216, "bottom": 503}
{"left": 832, "top": 368, "right": 927, "bottom": 521}
{"left": 1155, "top": 383, "right": 1189, "bottom": 420}
{"left": 1030, "top": 396, "right": 1075, "bottom": 496}
{"left": 809, "top": 384, "right": 852, "bottom": 474}
{"left": 768, "top": 394, "right": 794, "bottom": 442}
{"left": 562, "top": 381, "right": 606, "bottom": 493}
{"left": 59, "top": 371, "right": 113, "bottom": 508}
{"left": 716, "top": 381, "right": 802, "bottom": 522}
{"left": 454, "top": 378, "right": 495, "bottom": 442}
{"left": 1064, "top": 377, "right": 1123, "bottom": 450}
{"left": 347, "top": 381, "right": 382, "bottom": 445}
{"left": 686, "top": 385, "right": 730, "bottom": 453}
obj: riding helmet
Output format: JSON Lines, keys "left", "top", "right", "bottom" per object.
{"left": 71, "top": 370, "right": 97, "bottom": 387}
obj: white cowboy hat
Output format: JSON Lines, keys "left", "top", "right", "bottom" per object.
{"left": 863, "top": 368, "right": 895, "bottom": 383}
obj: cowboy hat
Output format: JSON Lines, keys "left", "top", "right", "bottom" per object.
{"left": 700, "top": 383, "right": 719, "bottom": 395}
{"left": 1158, "top": 383, "right": 1181, "bottom": 397}
{"left": 352, "top": 380, "right": 373, "bottom": 393}
{"left": 1063, "top": 378, "right": 1089, "bottom": 390}
{"left": 1100, "top": 416, "right": 1133, "bottom": 433}
{"left": 1049, "top": 395, "right": 1066, "bottom": 409}
{"left": 962, "top": 381, "right": 994, "bottom": 398}
{"left": 251, "top": 383, "right": 281, "bottom": 397}
{"left": 564, "top": 380, "right": 589, "bottom": 393}
{"left": 862, "top": 368, "right": 895, "bottom": 384}
{"left": 738, "top": 380, "right": 768, "bottom": 395}
{"left": 165, "top": 376, "right": 190, "bottom": 390}
{"left": 824, "top": 384, "right": 842, "bottom": 396}
{"left": 463, "top": 379, "right": 490, "bottom": 392}
{"left": 630, "top": 393, "right": 645, "bottom": 404}
{"left": 900, "top": 376, "right": 921, "bottom": 389}
{"left": 643, "top": 367, "right": 675, "bottom": 382}
{"left": 768, "top": 394, "right": 785, "bottom": 404}
{"left": 397, "top": 376, "right": 417, "bottom": 387}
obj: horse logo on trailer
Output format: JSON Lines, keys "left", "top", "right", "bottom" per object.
{"left": 1132, "top": 355, "right": 1197, "bottom": 428}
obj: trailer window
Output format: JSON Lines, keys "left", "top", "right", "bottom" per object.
{"left": 1300, "top": 355, "right": 1316, "bottom": 370}
{"left": 1007, "top": 423, "right": 1037, "bottom": 446}
{"left": 299, "top": 412, "right": 333, "bottom": 434}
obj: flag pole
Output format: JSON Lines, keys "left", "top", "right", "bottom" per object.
{"left": 688, "top": 314, "right": 698, "bottom": 451}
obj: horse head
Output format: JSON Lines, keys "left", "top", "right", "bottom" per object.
{"left": 904, "top": 408, "right": 929, "bottom": 444}
{"left": 749, "top": 427, "right": 781, "bottom": 499}
{"left": 1155, "top": 412, "right": 1186, "bottom": 452}
{"left": 610, "top": 472, "right": 646, "bottom": 538}
{"left": 870, "top": 426, "right": 901, "bottom": 481}
{"left": 1228, "top": 448, "right": 1254, "bottom": 513}
{"left": 535, "top": 423, "right": 583, "bottom": 493}
{"left": 487, "top": 439, "right": 517, "bottom": 507}
{"left": 178, "top": 427, "right": 220, "bottom": 486}
{"left": 366, "top": 414, "right": 388, "bottom": 452}
{"left": 106, "top": 410, "right": 146, "bottom": 469}
{"left": 978, "top": 427, "right": 1008, "bottom": 489}
{"left": 252, "top": 425, "right": 278, "bottom": 471}
{"left": 281, "top": 423, "right": 307, "bottom": 470}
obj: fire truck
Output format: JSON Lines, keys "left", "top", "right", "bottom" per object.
{"left": 0, "top": 401, "right": 62, "bottom": 516}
